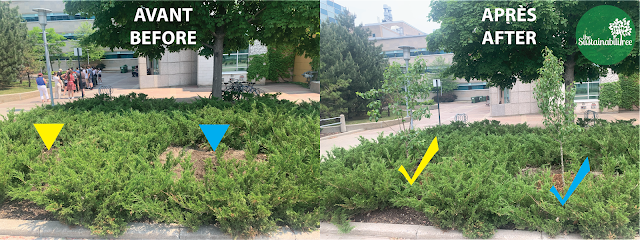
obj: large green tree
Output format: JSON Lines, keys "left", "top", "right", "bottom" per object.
{"left": 319, "top": 13, "right": 388, "bottom": 119}
{"left": 426, "top": 1, "right": 639, "bottom": 105}
{"left": 64, "top": 0, "right": 319, "bottom": 98}
{"left": 27, "top": 27, "right": 67, "bottom": 71}
{"left": 74, "top": 22, "right": 104, "bottom": 66}
{"left": 428, "top": 56, "right": 458, "bottom": 94}
{"left": 0, "top": 2, "right": 28, "bottom": 89}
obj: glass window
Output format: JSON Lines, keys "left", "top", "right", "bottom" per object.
{"left": 146, "top": 58, "right": 160, "bottom": 75}
{"left": 321, "top": 9, "right": 328, "bottom": 15}
{"left": 237, "top": 54, "right": 248, "bottom": 71}
{"left": 574, "top": 82, "right": 600, "bottom": 100}
{"left": 220, "top": 49, "right": 249, "bottom": 72}
{"left": 327, "top": 1, "right": 334, "bottom": 7}
{"left": 503, "top": 88, "right": 510, "bottom": 103}
{"left": 222, "top": 55, "right": 237, "bottom": 72}
{"left": 456, "top": 83, "right": 487, "bottom": 91}
{"left": 23, "top": 13, "right": 94, "bottom": 22}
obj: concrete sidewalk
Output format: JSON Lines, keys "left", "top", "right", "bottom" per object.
{"left": 0, "top": 219, "right": 318, "bottom": 240}
{"left": 321, "top": 222, "right": 588, "bottom": 240}
{"left": 0, "top": 73, "right": 319, "bottom": 118}
{"left": 320, "top": 102, "right": 639, "bottom": 157}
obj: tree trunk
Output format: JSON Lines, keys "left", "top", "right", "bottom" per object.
{"left": 211, "top": 25, "right": 225, "bottom": 99}
{"left": 560, "top": 141, "right": 565, "bottom": 190}
{"left": 563, "top": 53, "right": 576, "bottom": 106}
{"left": 28, "top": 72, "right": 31, "bottom": 87}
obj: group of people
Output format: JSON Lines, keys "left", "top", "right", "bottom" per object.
{"left": 35, "top": 66, "right": 103, "bottom": 103}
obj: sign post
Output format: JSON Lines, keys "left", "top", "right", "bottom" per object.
{"left": 433, "top": 79, "right": 441, "bottom": 125}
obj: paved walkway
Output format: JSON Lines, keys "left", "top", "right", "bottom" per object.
{"left": 321, "top": 222, "right": 595, "bottom": 240}
{"left": 0, "top": 73, "right": 319, "bottom": 118}
{"left": 321, "top": 101, "right": 639, "bottom": 156}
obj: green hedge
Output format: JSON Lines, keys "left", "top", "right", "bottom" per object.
{"left": 320, "top": 120, "right": 639, "bottom": 239}
{"left": 0, "top": 93, "right": 321, "bottom": 237}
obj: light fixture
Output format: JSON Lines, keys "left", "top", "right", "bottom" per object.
{"left": 33, "top": 8, "right": 55, "bottom": 106}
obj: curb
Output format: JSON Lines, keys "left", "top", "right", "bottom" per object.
{"left": 0, "top": 219, "right": 319, "bottom": 240}
{"left": 321, "top": 117, "right": 409, "bottom": 135}
{"left": 320, "top": 129, "right": 366, "bottom": 141}
{"left": 0, "top": 90, "right": 40, "bottom": 104}
{"left": 321, "top": 222, "right": 585, "bottom": 240}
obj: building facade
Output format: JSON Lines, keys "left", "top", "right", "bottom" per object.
{"left": 10, "top": 1, "right": 136, "bottom": 72}
{"left": 488, "top": 69, "right": 620, "bottom": 117}
{"left": 320, "top": 0, "right": 347, "bottom": 23}
{"left": 13, "top": 1, "right": 313, "bottom": 88}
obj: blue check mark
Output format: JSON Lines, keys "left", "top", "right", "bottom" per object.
{"left": 550, "top": 158, "right": 590, "bottom": 206}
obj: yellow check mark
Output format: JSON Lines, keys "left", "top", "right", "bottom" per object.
{"left": 399, "top": 137, "right": 439, "bottom": 185}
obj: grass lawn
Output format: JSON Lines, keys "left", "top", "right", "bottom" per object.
{"left": 345, "top": 115, "right": 402, "bottom": 125}
{"left": 0, "top": 81, "right": 38, "bottom": 95}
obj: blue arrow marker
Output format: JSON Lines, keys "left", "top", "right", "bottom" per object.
{"left": 199, "top": 124, "right": 230, "bottom": 151}
{"left": 550, "top": 157, "right": 590, "bottom": 206}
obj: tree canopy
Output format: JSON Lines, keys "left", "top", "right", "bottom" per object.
{"left": 64, "top": 0, "right": 319, "bottom": 98}
{"left": 319, "top": 13, "right": 388, "bottom": 119}
{"left": 0, "top": 2, "right": 28, "bottom": 88}
{"left": 27, "top": 27, "right": 67, "bottom": 61}
{"left": 74, "top": 22, "right": 104, "bottom": 65}
{"left": 426, "top": 0, "right": 639, "bottom": 97}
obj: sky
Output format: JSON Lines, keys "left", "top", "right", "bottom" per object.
{"left": 336, "top": 0, "right": 441, "bottom": 34}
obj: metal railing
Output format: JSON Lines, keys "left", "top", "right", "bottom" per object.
{"left": 98, "top": 85, "right": 113, "bottom": 97}
{"left": 321, "top": 114, "right": 346, "bottom": 133}
{"left": 584, "top": 110, "right": 599, "bottom": 126}
{"left": 454, "top": 113, "right": 468, "bottom": 123}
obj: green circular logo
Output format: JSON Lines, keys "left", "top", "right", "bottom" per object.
{"left": 576, "top": 5, "right": 635, "bottom": 65}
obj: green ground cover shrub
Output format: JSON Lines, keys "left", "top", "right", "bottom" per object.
{"left": 320, "top": 120, "right": 638, "bottom": 239}
{"left": 0, "top": 93, "right": 320, "bottom": 237}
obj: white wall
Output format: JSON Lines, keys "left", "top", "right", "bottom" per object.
{"left": 490, "top": 81, "right": 539, "bottom": 116}
{"left": 139, "top": 50, "right": 198, "bottom": 89}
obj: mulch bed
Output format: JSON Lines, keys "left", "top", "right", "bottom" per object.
{"left": 350, "top": 207, "right": 431, "bottom": 226}
{"left": 0, "top": 199, "right": 57, "bottom": 221}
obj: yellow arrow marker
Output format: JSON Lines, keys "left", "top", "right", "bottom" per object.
{"left": 399, "top": 137, "right": 439, "bottom": 185}
{"left": 33, "top": 124, "right": 64, "bottom": 150}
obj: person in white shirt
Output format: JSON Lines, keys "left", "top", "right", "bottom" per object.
{"left": 52, "top": 72, "right": 61, "bottom": 99}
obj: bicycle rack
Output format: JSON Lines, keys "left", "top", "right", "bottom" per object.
{"left": 454, "top": 113, "right": 468, "bottom": 123}
{"left": 584, "top": 110, "right": 598, "bottom": 126}
{"left": 98, "top": 85, "right": 113, "bottom": 97}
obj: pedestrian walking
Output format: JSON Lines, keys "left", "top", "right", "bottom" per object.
{"left": 52, "top": 72, "right": 62, "bottom": 99}
{"left": 92, "top": 68, "right": 98, "bottom": 87}
{"left": 98, "top": 69, "right": 102, "bottom": 84}
{"left": 65, "top": 70, "right": 76, "bottom": 99}
{"left": 80, "top": 68, "right": 87, "bottom": 98}
{"left": 75, "top": 68, "right": 81, "bottom": 92}
{"left": 36, "top": 73, "right": 49, "bottom": 103}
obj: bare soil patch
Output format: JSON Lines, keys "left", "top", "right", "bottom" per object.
{"left": 351, "top": 207, "right": 431, "bottom": 226}
{"left": 0, "top": 199, "right": 57, "bottom": 221}
{"left": 523, "top": 167, "right": 603, "bottom": 193}
{"left": 157, "top": 146, "right": 267, "bottom": 181}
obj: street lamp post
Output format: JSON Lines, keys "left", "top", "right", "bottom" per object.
{"left": 434, "top": 79, "right": 442, "bottom": 125}
{"left": 398, "top": 46, "right": 415, "bottom": 130}
{"left": 33, "top": 8, "right": 54, "bottom": 107}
